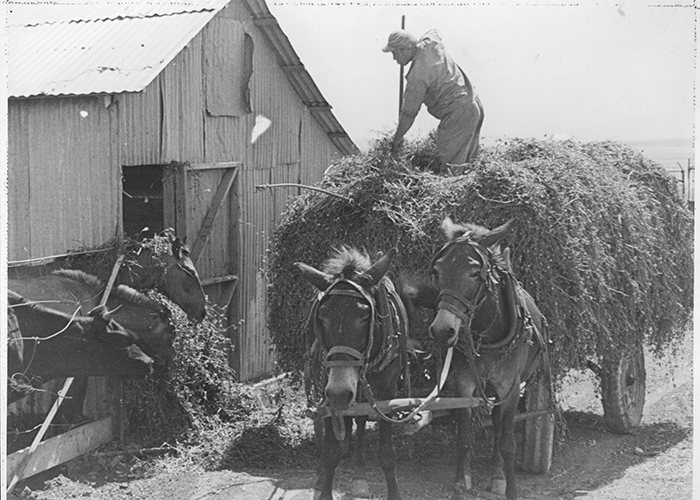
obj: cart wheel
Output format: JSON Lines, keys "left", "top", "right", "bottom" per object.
{"left": 521, "top": 370, "right": 554, "bottom": 474}
{"left": 601, "top": 346, "right": 646, "bottom": 434}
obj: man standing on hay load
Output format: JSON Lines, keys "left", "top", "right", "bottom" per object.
{"left": 383, "top": 29, "right": 484, "bottom": 175}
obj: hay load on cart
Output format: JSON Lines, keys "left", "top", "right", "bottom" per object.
{"left": 267, "top": 135, "right": 693, "bottom": 436}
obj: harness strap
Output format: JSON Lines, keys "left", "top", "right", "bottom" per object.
{"left": 464, "top": 333, "right": 518, "bottom": 408}
{"left": 369, "top": 278, "right": 401, "bottom": 373}
{"left": 326, "top": 288, "right": 367, "bottom": 299}
{"left": 529, "top": 317, "right": 553, "bottom": 393}
{"left": 324, "top": 345, "right": 365, "bottom": 368}
{"left": 361, "top": 347, "right": 454, "bottom": 425}
{"left": 437, "top": 289, "right": 473, "bottom": 321}
{"left": 478, "top": 273, "right": 521, "bottom": 351}
{"left": 312, "top": 278, "right": 377, "bottom": 366}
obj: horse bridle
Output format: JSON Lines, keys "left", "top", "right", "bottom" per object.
{"left": 312, "top": 278, "right": 377, "bottom": 376}
{"left": 312, "top": 276, "right": 455, "bottom": 430}
{"left": 431, "top": 233, "right": 494, "bottom": 323}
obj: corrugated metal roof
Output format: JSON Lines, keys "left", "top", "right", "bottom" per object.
{"left": 7, "top": 0, "right": 228, "bottom": 27}
{"left": 8, "top": 0, "right": 358, "bottom": 155}
{"left": 8, "top": 0, "right": 229, "bottom": 98}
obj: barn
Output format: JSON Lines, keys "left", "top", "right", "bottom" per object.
{"left": 7, "top": 0, "right": 358, "bottom": 386}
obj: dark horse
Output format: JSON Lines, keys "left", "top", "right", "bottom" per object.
{"left": 409, "top": 217, "right": 549, "bottom": 500}
{"left": 296, "top": 246, "right": 408, "bottom": 500}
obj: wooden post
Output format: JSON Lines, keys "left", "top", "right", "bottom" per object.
{"left": 7, "top": 379, "right": 75, "bottom": 494}
{"left": 101, "top": 255, "right": 126, "bottom": 445}
{"left": 398, "top": 15, "right": 405, "bottom": 117}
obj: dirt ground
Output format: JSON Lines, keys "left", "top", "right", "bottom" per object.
{"left": 9, "top": 332, "right": 693, "bottom": 500}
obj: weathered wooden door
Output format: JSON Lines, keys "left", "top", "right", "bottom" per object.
{"left": 163, "top": 161, "right": 240, "bottom": 350}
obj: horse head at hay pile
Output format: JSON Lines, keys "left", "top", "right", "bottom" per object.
{"left": 119, "top": 237, "right": 207, "bottom": 322}
{"left": 296, "top": 246, "right": 408, "bottom": 500}
{"left": 7, "top": 291, "right": 153, "bottom": 403}
{"left": 8, "top": 270, "right": 176, "bottom": 422}
{"left": 9, "top": 270, "right": 176, "bottom": 366}
{"left": 415, "top": 217, "right": 550, "bottom": 500}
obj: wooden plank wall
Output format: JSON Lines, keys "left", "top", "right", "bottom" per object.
{"left": 7, "top": 377, "right": 111, "bottom": 432}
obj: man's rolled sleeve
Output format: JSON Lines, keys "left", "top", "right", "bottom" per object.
{"left": 402, "top": 82, "right": 425, "bottom": 118}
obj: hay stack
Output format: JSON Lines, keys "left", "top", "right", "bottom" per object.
{"left": 267, "top": 135, "right": 693, "bottom": 381}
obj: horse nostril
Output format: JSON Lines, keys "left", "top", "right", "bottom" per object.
{"left": 431, "top": 325, "right": 458, "bottom": 347}
{"left": 326, "top": 386, "right": 355, "bottom": 410}
{"left": 447, "top": 327, "right": 459, "bottom": 346}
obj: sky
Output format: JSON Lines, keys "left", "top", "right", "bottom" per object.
{"left": 268, "top": 0, "right": 695, "bottom": 153}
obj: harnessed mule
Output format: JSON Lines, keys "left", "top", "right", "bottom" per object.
{"left": 428, "top": 217, "right": 550, "bottom": 500}
{"left": 296, "top": 247, "right": 409, "bottom": 500}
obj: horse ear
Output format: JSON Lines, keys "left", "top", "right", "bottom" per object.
{"left": 502, "top": 247, "right": 513, "bottom": 272}
{"left": 364, "top": 247, "right": 397, "bottom": 286}
{"left": 171, "top": 238, "right": 182, "bottom": 257}
{"left": 440, "top": 217, "right": 462, "bottom": 240}
{"left": 295, "top": 262, "right": 334, "bottom": 291}
{"left": 171, "top": 238, "right": 193, "bottom": 260}
{"left": 481, "top": 219, "right": 515, "bottom": 248}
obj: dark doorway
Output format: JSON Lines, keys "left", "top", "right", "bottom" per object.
{"left": 122, "top": 165, "right": 165, "bottom": 239}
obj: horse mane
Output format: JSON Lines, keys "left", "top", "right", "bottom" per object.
{"left": 321, "top": 246, "right": 372, "bottom": 280}
{"left": 445, "top": 221, "right": 509, "bottom": 271}
{"left": 444, "top": 220, "right": 490, "bottom": 241}
{"left": 52, "top": 270, "right": 166, "bottom": 313}
{"left": 52, "top": 269, "right": 104, "bottom": 289}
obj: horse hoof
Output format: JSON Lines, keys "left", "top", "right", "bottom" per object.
{"left": 312, "top": 490, "right": 338, "bottom": 500}
{"left": 351, "top": 478, "right": 371, "bottom": 497}
{"left": 490, "top": 479, "right": 507, "bottom": 497}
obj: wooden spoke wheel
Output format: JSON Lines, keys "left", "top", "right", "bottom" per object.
{"left": 521, "top": 369, "right": 554, "bottom": 474}
{"left": 601, "top": 346, "right": 646, "bottom": 434}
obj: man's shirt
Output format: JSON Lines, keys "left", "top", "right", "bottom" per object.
{"left": 403, "top": 29, "right": 473, "bottom": 120}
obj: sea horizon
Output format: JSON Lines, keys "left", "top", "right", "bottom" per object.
{"left": 621, "top": 137, "right": 694, "bottom": 172}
